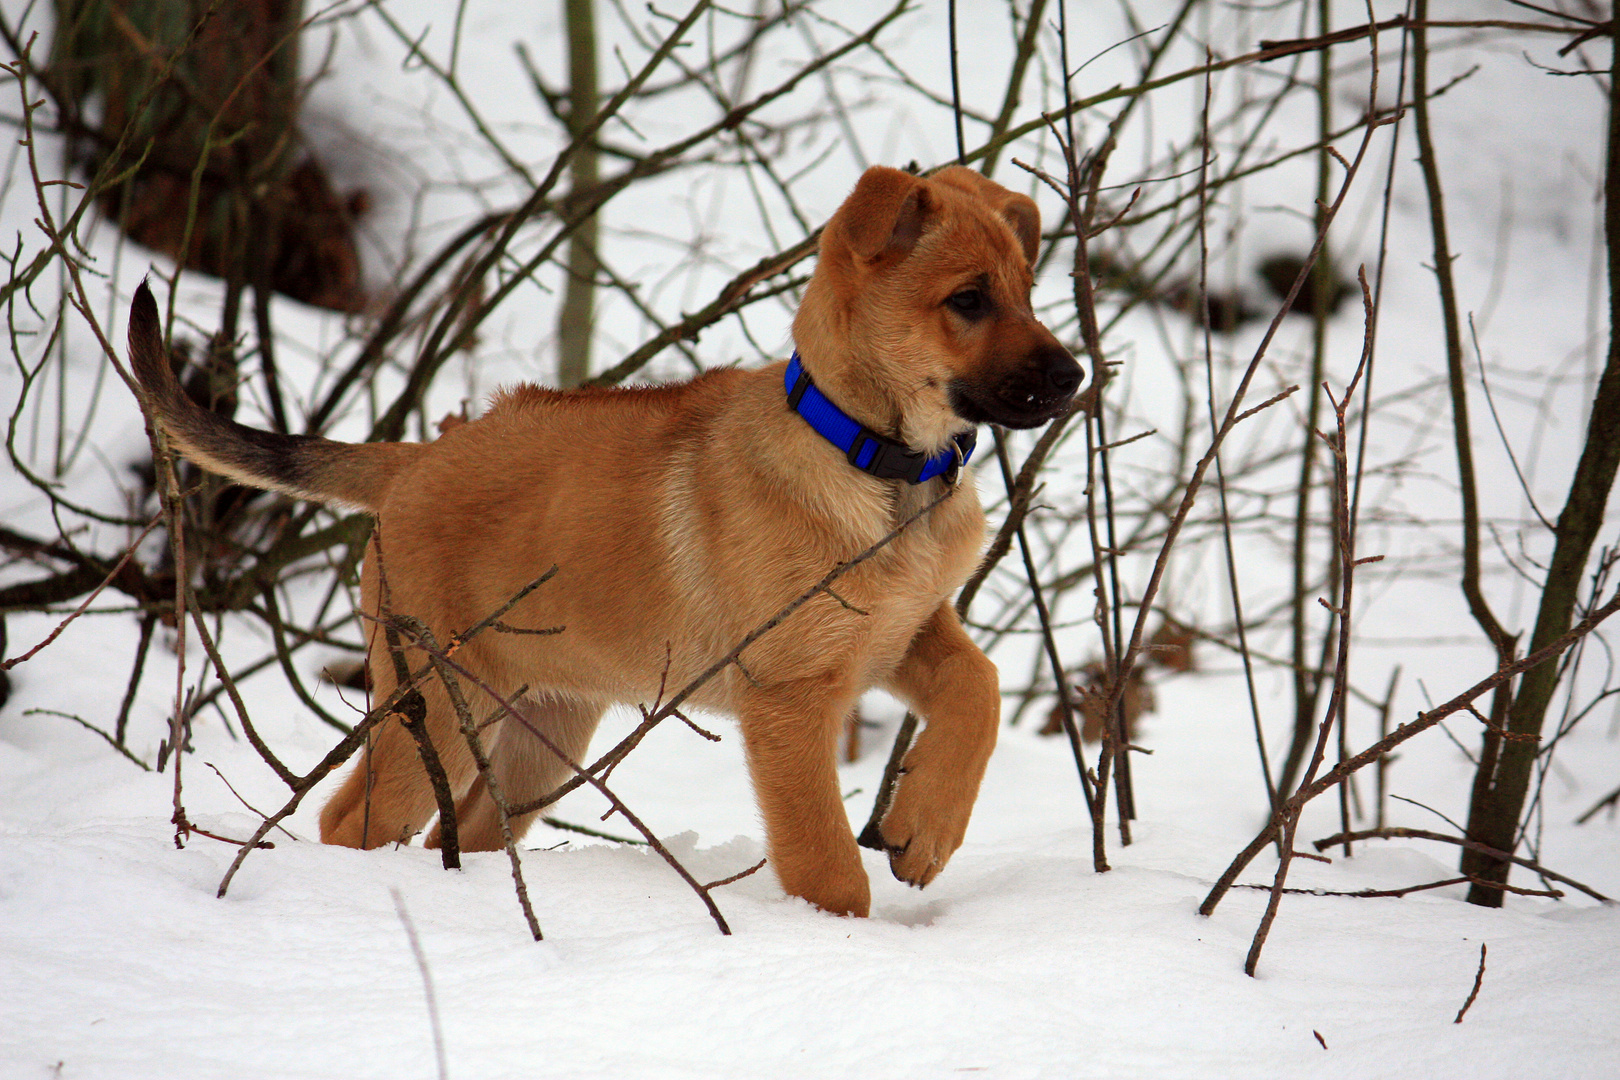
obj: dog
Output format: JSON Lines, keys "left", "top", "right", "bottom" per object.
{"left": 127, "top": 165, "right": 1081, "bottom": 917}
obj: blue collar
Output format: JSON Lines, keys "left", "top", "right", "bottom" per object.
{"left": 785, "top": 352, "right": 976, "bottom": 485}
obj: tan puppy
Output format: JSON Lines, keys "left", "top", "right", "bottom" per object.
{"left": 127, "top": 165, "right": 1081, "bottom": 917}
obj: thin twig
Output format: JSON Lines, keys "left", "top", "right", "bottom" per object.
{"left": 1200, "top": 584, "right": 1620, "bottom": 919}
{"left": 1234, "top": 877, "right": 1560, "bottom": 900}
{"left": 375, "top": 532, "right": 461, "bottom": 870}
{"left": 1245, "top": 264, "right": 1379, "bottom": 977}
{"left": 1454, "top": 943, "right": 1487, "bottom": 1024}
{"left": 23, "top": 708, "right": 152, "bottom": 771}
{"left": 390, "top": 889, "right": 450, "bottom": 1080}
{"left": 203, "top": 761, "right": 297, "bottom": 841}
{"left": 1309, "top": 826, "right": 1612, "bottom": 903}
{"left": 1, "top": 512, "right": 161, "bottom": 671}
{"left": 396, "top": 615, "right": 542, "bottom": 940}
{"left": 1575, "top": 782, "right": 1620, "bottom": 824}
{"left": 541, "top": 816, "right": 645, "bottom": 845}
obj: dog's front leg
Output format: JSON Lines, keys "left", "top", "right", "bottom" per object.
{"left": 739, "top": 674, "right": 870, "bottom": 917}
{"left": 879, "top": 604, "right": 1000, "bottom": 888}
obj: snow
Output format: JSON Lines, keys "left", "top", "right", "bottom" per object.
{"left": 4, "top": 2, "right": 1620, "bottom": 1077}
{"left": 5, "top": 709, "right": 1620, "bottom": 1078}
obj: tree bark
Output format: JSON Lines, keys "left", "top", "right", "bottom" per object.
{"left": 1459, "top": 30, "right": 1620, "bottom": 906}
{"left": 49, "top": 0, "right": 365, "bottom": 313}
{"left": 556, "top": 0, "right": 600, "bottom": 387}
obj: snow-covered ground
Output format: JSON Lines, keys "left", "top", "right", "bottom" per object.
{"left": 6, "top": 658, "right": 1618, "bottom": 1079}
{"left": 3, "top": 2, "right": 1618, "bottom": 1077}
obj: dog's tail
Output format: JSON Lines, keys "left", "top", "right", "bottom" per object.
{"left": 127, "top": 280, "right": 423, "bottom": 512}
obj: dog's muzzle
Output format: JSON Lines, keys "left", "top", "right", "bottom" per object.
{"left": 948, "top": 345, "right": 1083, "bottom": 429}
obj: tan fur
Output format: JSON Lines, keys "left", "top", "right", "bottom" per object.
{"left": 128, "top": 165, "right": 1080, "bottom": 917}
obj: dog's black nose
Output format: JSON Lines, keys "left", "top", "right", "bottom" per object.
{"left": 1045, "top": 354, "right": 1083, "bottom": 398}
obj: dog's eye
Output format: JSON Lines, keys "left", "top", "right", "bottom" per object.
{"left": 946, "top": 289, "right": 987, "bottom": 317}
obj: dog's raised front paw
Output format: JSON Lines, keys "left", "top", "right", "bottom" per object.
{"left": 878, "top": 774, "right": 972, "bottom": 889}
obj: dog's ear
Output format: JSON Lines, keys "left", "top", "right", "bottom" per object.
{"left": 835, "top": 166, "right": 932, "bottom": 263}
{"left": 996, "top": 195, "right": 1041, "bottom": 265}
{"left": 929, "top": 166, "right": 1041, "bottom": 265}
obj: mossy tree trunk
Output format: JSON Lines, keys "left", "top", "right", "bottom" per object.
{"left": 49, "top": 0, "right": 364, "bottom": 318}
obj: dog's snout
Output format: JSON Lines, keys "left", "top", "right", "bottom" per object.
{"left": 1044, "top": 352, "right": 1083, "bottom": 399}
{"left": 947, "top": 342, "right": 1086, "bottom": 430}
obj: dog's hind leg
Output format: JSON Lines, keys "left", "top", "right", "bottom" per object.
{"left": 426, "top": 694, "right": 605, "bottom": 851}
{"left": 321, "top": 675, "right": 476, "bottom": 849}
{"left": 739, "top": 674, "right": 869, "bottom": 917}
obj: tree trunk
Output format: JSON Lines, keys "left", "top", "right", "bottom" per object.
{"left": 1459, "top": 31, "right": 1620, "bottom": 906}
{"left": 556, "top": 0, "right": 600, "bottom": 388}
{"left": 49, "top": 0, "right": 364, "bottom": 313}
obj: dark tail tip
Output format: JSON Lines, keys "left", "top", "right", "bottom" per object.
{"left": 129, "top": 278, "right": 157, "bottom": 346}
{"left": 130, "top": 279, "right": 158, "bottom": 338}
{"left": 127, "top": 279, "right": 171, "bottom": 396}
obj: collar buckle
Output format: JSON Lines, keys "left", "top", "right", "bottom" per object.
{"left": 847, "top": 431, "right": 928, "bottom": 483}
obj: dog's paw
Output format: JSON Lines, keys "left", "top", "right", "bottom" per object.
{"left": 780, "top": 859, "right": 872, "bottom": 917}
{"left": 804, "top": 879, "right": 872, "bottom": 918}
{"left": 878, "top": 774, "right": 972, "bottom": 889}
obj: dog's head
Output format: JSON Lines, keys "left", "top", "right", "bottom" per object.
{"left": 794, "top": 165, "right": 1083, "bottom": 453}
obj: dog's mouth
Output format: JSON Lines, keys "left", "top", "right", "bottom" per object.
{"left": 948, "top": 352, "right": 1084, "bottom": 430}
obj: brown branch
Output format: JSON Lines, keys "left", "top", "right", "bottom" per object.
{"left": 114, "top": 613, "right": 158, "bottom": 746}
{"left": 587, "top": 237, "right": 819, "bottom": 387}
{"left": 203, "top": 761, "right": 296, "bottom": 841}
{"left": 374, "top": 532, "right": 460, "bottom": 869}
{"left": 1256, "top": 17, "right": 1409, "bottom": 60}
{"left": 1459, "top": 4, "right": 1620, "bottom": 907}
{"left": 1199, "top": 584, "right": 1620, "bottom": 920}
{"left": 387, "top": 654, "right": 459, "bottom": 868}
{"left": 1234, "top": 876, "right": 1561, "bottom": 900}
{"left": 1257, "top": 16, "right": 1592, "bottom": 62}
{"left": 703, "top": 857, "right": 768, "bottom": 893}
{"left": 1244, "top": 268, "right": 1378, "bottom": 977}
{"left": 395, "top": 615, "right": 542, "bottom": 940}
{"left": 1, "top": 513, "right": 163, "bottom": 670}
{"left": 1027, "top": 114, "right": 1121, "bottom": 863}
{"left": 1309, "top": 827, "right": 1613, "bottom": 904}
{"left": 541, "top": 816, "right": 645, "bottom": 845}
{"left": 180, "top": 577, "right": 297, "bottom": 788}
{"left": 994, "top": 431, "right": 1101, "bottom": 865}
{"left": 173, "top": 822, "right": 273, "bottom": 849}
{"left": 256, "top": 588, "right": 355, "bottom": 736}
{"left": 23, "top": 708, "right": 152, "bottom": 771}
{"left": 390, "top": 625, "right": 734, "bottom": 935}
{"left": 952, "top": 400, "right": 1080, "bottom": 618}
{"left": 215, "top": 678, "right": 416, "bottom": 897}
{"left": 1455, "top": 943, "right": 1488, "bottom": 1024}
{"left": 1575, "top": 782, "right": 1620, "bottom": 824}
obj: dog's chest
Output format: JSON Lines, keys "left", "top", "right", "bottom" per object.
{"left": 651, "top": 431, "right": 984, "bottom": 692}
{"left": 739, "top": 494, "right": 982, "bottom": 684}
